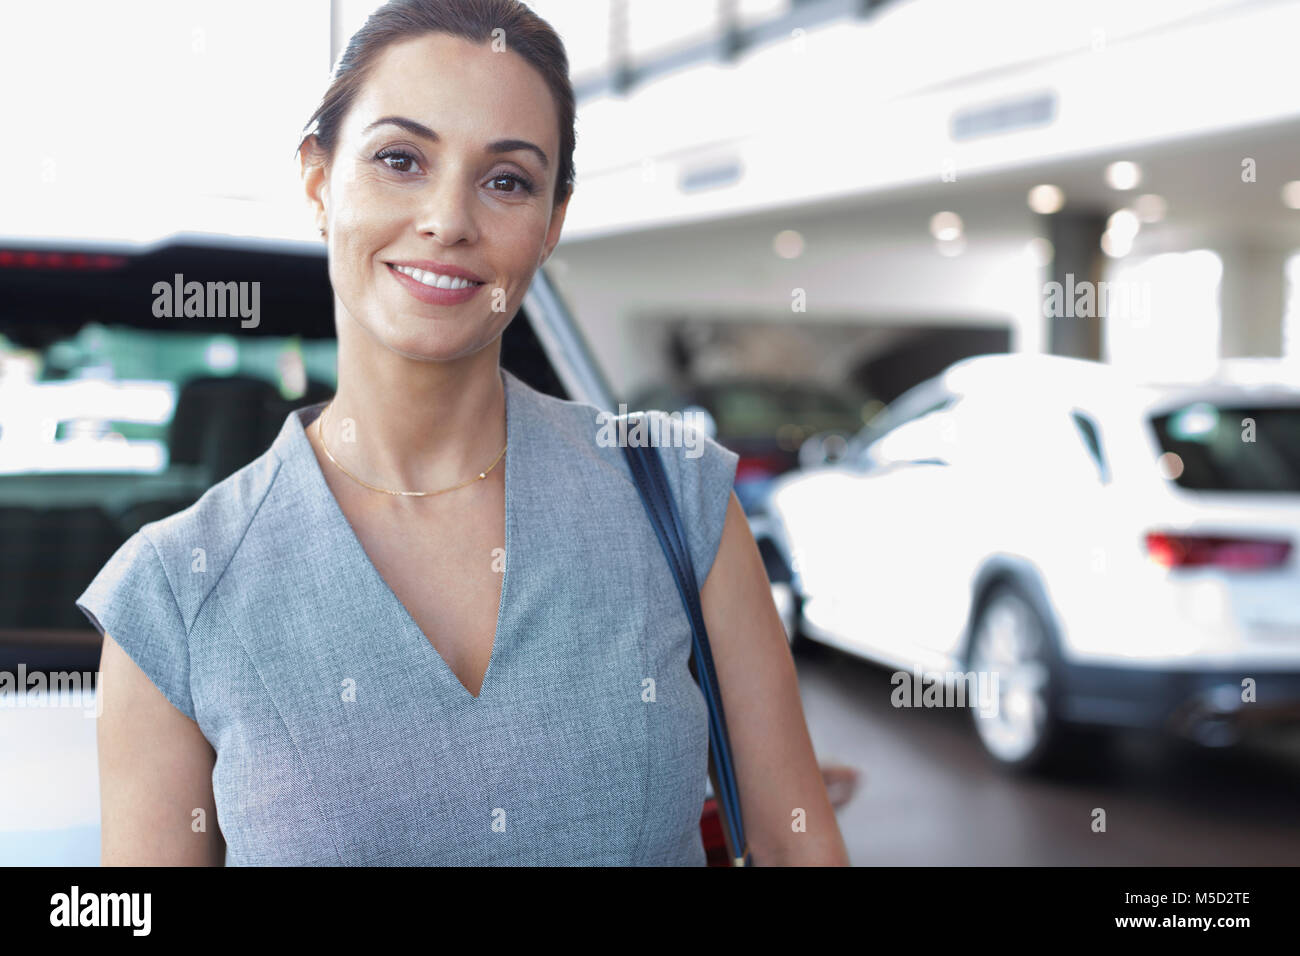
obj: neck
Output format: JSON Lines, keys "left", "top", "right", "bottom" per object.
{"left": 322, "top": 323, "right": 507, "bottom": 492}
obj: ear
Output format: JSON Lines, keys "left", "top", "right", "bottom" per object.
{"left": 538, "top": 186, "right": 572, "bottom": 267}
{"left": 299, "top": 134, "right": 330, "bottom": 234}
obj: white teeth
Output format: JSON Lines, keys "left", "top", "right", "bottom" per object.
{"left": 391, "top": 264, "right": 479, "bottom": 290}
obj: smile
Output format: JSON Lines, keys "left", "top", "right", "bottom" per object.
{"left": 385, "top": 262, "right": 487, "bottom": 306}
{"left": 387, "top": 263, "right": 484, "bottom": 290}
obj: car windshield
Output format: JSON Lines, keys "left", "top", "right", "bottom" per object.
{"left": 1149, "top": 402, "right": 1300, "bottom": 492}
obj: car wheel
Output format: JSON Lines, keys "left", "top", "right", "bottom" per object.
{"left": 967, "top": 582, "right": 1070, "bottom": 773}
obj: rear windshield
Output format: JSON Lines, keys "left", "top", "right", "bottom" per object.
{"left": 0, "top": 325, "right": 338, "bottom": 631}
{"left": 1149, "top": 402, "right": 1300, "bottom": 492}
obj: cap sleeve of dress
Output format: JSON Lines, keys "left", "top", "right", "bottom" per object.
{"left": 646, "top": 410, "right": 740, "bottom": 591}
{"left": 76, "top": 530, "right": 196, "bottom": 721}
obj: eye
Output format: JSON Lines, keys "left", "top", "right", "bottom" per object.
{"left": 487, "top": 171, "right": 536, "bottom": 195}
{"left": 375, "top": 147, "right": 422, "bottom": 174}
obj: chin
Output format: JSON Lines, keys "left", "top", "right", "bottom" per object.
{"left": 375, "top": 318, "right": 498, "bottom": 364}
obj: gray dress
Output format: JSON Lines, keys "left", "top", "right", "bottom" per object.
{"left": 76, "top": 367, "right": 738, "bottom": 865}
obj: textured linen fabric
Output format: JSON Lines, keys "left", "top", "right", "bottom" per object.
{"left": 76, "top": 367, "right": 739, "bottom": 866}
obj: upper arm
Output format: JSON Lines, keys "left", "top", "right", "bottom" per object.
{"left": 699, "top": 492, "right": 849, "bottom": 865}
{"left": 75, "top": 528, "right": 223, "bottom": 864}
{"left": 98, "top": 632, "right": 224, "bottom": 865}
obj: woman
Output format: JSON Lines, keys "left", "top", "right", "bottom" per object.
{"left": 79, "top": 0, "right": 849, "bottom": 866}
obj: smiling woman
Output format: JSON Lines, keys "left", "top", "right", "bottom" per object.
{"left": 79, "top": 0, "right": 848, "bottom": 867}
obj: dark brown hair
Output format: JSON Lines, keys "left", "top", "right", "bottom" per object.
{"left": 296, "top": 0, "right": 576, "bottom": 207}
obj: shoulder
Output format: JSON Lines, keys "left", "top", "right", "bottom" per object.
{"left": 511, "top": 375, "right": 738, "bottom": 488}
{"left": 76, "top": 438, "right": 286, "bottom": 721}
{"left": 108, "top": 439, "right": 286, "bottom": 633}
{"left": 508, "top": 376, "right": 621, "bottom": 462}
{"left": 512, "top": 376, "right": 739, "bottom": 586}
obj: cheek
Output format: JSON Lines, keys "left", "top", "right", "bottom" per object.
{"left": 495, "top": 219, "right": 549, "bottom": 272}
{"left": 335, "top": 187, "right": 384, "bottom": 238}
{"left": 334, "top": 173, "right": 399, "bottom": 232}
{"left": 333, "top": 192, "right": 391, "bottom": 279}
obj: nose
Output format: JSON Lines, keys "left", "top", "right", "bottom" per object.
{"left": 414, "top": 166, "right": 479, "bottom": 245}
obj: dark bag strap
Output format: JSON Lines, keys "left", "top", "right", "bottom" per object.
{"left": 622, "top": 422, "right": 751, "bottom": 866}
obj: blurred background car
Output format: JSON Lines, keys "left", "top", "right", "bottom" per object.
{"left": 627, "top": 376, "right": 876, "bottom": 513}
{"left": 766, "top": 353, "right": 1300, "bottom": 770}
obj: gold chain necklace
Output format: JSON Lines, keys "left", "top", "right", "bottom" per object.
{"left": 316, "top": 401, "right": 506, "bottom": 497}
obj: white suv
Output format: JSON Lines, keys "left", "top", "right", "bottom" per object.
{"left": 767, "top": 353, "right": 1300, "bottom": 771}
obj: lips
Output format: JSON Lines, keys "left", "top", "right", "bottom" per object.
{"left": 386, "top": 261, "right": 487, "bottom": 305}
{"left": 384, "top": 259, "right": 486, "bottom": 284}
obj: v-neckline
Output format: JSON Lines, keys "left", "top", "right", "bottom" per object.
{"left": 291, "top": 367, "right": 515, "bottom": 704}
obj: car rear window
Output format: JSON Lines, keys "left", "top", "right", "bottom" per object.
{"left": 0, "top": 325, "right": 339, "bottom": 632}
{"left": 1149, "top": 402, "right": 1300, "bottom": 492}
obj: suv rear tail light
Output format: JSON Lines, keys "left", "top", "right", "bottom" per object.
{"left": 1145, "top": 532, "right": 1292, "bottom": 570}
{"left": 0, "top": 249, "right": 127, "bottom": 269}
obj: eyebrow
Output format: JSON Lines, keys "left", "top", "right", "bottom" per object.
{"left": 362, "top": 115, "right": 549, "bottom": 172}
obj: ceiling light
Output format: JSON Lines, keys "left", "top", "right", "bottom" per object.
{"left": 773, "top": 229, "right": 804, "bottom": 259}
{"left": 1105, "top": 161, "right": 1142, "bottom": 191}
{"left": 1027, "top": 184, "right": 1065, "bottom": 214}
{"left": 929, "top": 211, "right": 963, "bottom": 241}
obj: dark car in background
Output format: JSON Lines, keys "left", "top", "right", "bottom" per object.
{"left": 628, "top": 377, "right": 878, "bottom": 514}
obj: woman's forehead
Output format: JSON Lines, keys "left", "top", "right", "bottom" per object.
{"left": 349, "top": 33, "right": 558, "bottom": 149}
